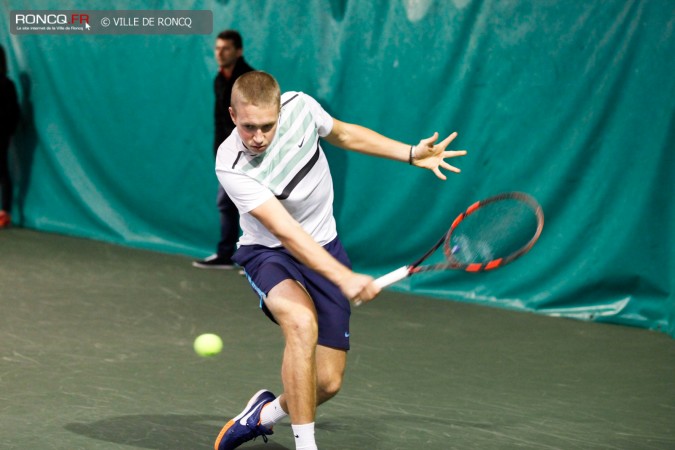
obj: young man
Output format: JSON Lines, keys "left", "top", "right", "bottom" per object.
{"left": 214, "top": 71, "right": 466, "bottom": 450}
{"left": 193, "top": 30, "right": 254, "bottom": 269}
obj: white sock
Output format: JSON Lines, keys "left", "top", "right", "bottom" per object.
{"left": 291, "top": 422, "right": 317, "bottom": 450}
{"left": 260, "top": 397, "right": 287, "bottom": 429}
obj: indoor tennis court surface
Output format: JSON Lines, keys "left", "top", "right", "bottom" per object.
{"left": 1, "top": 228, "right": 674, "bottom": 450}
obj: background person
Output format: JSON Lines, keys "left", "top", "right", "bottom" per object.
{"left": 0, "top": 45, "right": 21, "bottom": 229}
{"left": 193, "top": 30, "right": 254, "bottom": 268}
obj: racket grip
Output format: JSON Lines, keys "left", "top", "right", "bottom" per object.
{"left": 374, "top": 266, "right": 410, "bottom": 289}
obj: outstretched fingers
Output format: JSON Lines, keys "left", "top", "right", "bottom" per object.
{"left": 432, "top": 166, "right": 447, "bottom": 180}
{"left": 419, "top": 131, "right": 440, "bottom": 148}
{"left": 413, "top": 131, "right": 467, "bottom": 180}
{"left": 437, "top": 131, "right": 458, "bottom": 151}
{"left": 444, "top": 150, "right": 467, "bottom": 158}
{"left": 440, "top": 160, "right": 462, "bottom": 173}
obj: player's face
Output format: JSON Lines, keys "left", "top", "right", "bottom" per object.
{"left": 230, "top": 103, "right": 279, "bottom": 154}
{"left": 214, "top": 38, "right": 241, "bottom": 69}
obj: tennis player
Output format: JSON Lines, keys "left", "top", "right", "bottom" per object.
{"left": 214, "top": 71, "right": 466, "bottom": 450}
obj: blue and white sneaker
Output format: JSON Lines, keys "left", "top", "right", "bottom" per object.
{"left": 215, "top": 389, "right": 276, "bottom": 450}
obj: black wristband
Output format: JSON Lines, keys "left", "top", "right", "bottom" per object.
{"left": 408, "top": 145, "right": 415, "bottom": 165}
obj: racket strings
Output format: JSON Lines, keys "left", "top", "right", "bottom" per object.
{"left": 445, "top": 198, "right": 541, "bottom": 266}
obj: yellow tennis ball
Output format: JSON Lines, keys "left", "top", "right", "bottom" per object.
{"left": 193, "top": 333, "right": 223, "bottom": 357}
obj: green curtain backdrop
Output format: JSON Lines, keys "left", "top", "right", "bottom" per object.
{"left": 2, "top": 0, "right": 673, "bottom": 337}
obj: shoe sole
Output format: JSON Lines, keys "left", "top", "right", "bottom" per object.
{"left": 214, "top": 389, "right": 270, "bottom": 450}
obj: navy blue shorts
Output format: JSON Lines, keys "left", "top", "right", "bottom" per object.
{"left": 233, "top": 237, "right": 352, "bottom": 350}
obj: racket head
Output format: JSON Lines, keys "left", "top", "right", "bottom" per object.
{"left": 418, "top": 192, "right": 544, "bottom": 273}
{"left": 443, "top": 192, "right": 544, "bottom": 272}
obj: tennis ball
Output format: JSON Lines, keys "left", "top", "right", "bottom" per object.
{"left": 193, "top": 333, "right": 223, "bottom": 357}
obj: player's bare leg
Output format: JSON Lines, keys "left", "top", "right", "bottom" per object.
{"left": 315, "top": 345, "right": 347, "bottom": 404}
{"left": 272, "top": 344, "right": 347, "bottom": 412}
{"left": 263, "top": 280, "right": 348, "bottom": 449}
{"left": 265, "top": 279, "right": 320, "bottom": 424}
{"left": 215, "top": 279, "right": 324, "bottom": 450}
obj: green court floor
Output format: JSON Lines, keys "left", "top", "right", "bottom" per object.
{"left": 1, "top": 228, "right": 674, "bottom": 449}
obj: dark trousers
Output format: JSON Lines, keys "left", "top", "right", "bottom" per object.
{"left": 216, "top": 184, "right": 239, "bottom": 259}
{"left": 0, "top": 136, "right": 12, "bottom": 212}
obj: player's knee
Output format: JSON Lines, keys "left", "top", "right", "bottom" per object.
{"left": 318, "top": 373, "right": 343, "bottom": 402}
{"left": 283, "top": 310, "right": 318, "bottom": 345}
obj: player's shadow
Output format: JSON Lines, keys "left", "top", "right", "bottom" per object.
{"left": 67, "top": 412, "right": 487, "bottom": 448}
{"left": 64, "top": 414, "right": 290, "bottom": 449}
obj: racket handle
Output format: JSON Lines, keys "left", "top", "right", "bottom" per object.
{"left": 374, "top": 266, "right": 410, "bottom": 289}
{"left": 354, "top": 266, "right": 411, "bottom": 307}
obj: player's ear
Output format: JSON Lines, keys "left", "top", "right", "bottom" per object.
{"left": 229, "top": 106, "right": 236, "bottom": 124}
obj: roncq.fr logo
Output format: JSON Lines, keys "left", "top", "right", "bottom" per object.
{"left": 14, "top": 13, "right": 90, "bottom": 26}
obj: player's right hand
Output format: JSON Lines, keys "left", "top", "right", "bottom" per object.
{"left": 341, "top": 273, "right": 381, "bottom": 305}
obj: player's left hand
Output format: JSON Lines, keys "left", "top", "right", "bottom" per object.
{"left": 412, "top": 132, "right": 467, "bottom": 180}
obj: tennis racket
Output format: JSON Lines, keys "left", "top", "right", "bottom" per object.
{"left": 372, "top": 192, "right": 544, "bottom": 291}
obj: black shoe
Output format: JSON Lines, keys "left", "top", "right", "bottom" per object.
{"left": 192, "top": 254, "right": 235, "bottom": 269}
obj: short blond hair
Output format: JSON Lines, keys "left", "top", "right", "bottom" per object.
{"left": 231, "top": 71, "right": 281, "bottom": 112}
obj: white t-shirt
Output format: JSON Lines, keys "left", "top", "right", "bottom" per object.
{"left": 215, "top": 91, "right": 337, "bottom": 248}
